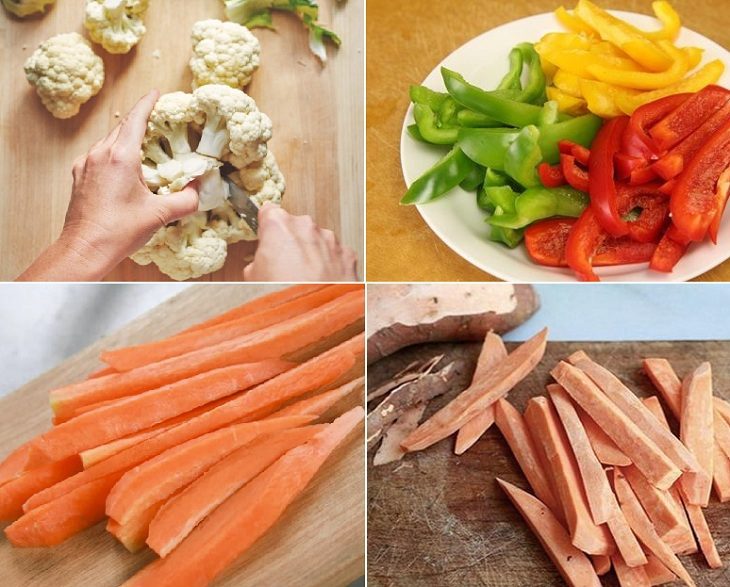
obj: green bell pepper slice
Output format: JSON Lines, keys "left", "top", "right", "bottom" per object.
{"left": 497, "top": 47, "right": 524, "bottom": 91}
{"left": 511, "top": 43, "right": 547, "bottom": 105}
{"left": 488, "top": 186, "right": 589, "bottom": 229}
{"left": 456, "top": 109, "right": 502, "bottom": 128}
{"left": 538, "top": 100, "right": 559, "bottom": 126}
{"left": 401, "top": 147, "right": 477, "bottom": 205}
{"left": 538, "top": 113, "right": 603, "bottom": 164}
{"left": 413, "top": 104, "right": 458, "bottom": 145}
{"left": 409, "top": 85, "right": 449, "bottom": 111}
{"left": 489, "top": 206, "right": 524, "bottom": 248}
{"left": 457, "top": 128, "right": 520, "bottom": 169}
{"left": 504, "top": 125, "right": 542, "bottom": 188}
{"left": 459, "top": 164, "right": 486, "bottom": 191}
{"left": 477, "top": 168, "right": 510, "bottom": 212}
{"left": 437, "top": 97, "right": 460, "bottom": 127}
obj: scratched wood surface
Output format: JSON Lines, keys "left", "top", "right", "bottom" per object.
{"left": 0, "top": 284, "right": 365, "bottom": 586}
{"left": 0, "top": 0, "right": 363, "bottom": 281}
{"left": 365, "top": 0, "right": 730, "bottom": 282}
{"left": 367, "top": 339, "right": 730, "bottom": 586}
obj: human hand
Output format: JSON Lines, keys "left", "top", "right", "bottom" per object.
{"left": 243, "top": 204, "right": 358, "bottom": 282}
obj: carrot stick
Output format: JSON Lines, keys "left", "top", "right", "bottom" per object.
{"left": 102, "top": 284, "right": 360, "bottom": 371}
{"left": 643, "top": 552, "right": 676, "bottom": 585}
{"left": 86, "top": 366, "right": 116, "bottom": 380}
{"left": 50, "top": 289, "right": 364, "bottom": 421}
{"left": 0, "top": 442, "right": 50, "bottom": 489}
{"left": 548, "top": 384, "right": 616, "bottom": 525}
{"left": 107, "top": 497, "right": 170, "bottom": 553}
{"left": 454, "top": 333, "right": 508, "bottom": 455}
{"left": 179, "top": 284, "right": 328, "bottom": 334}
{"left": 0, "top": 456, "right": 81, "bottom": 520}
{"left": 494, "top": 398, "right": 563, "bottom": 520}
{"left": 269, "top": 377, "right": 364, "bottom": 419}
{"left": 592, "top": 554, "right": 611, "bottom": 576}
{"left": 576, "top": 407, "right": 632, "bottom": 467}
{"left": 523, "top": 396, "right": 613, "bottom": 555}
{"left": 5, "top": 475, "right": 118, "bottom": 547}
{"left": 121, "top": 407, "right": 364, "bottom": 587}
{"left": 679, "top": 363, "right": 714, "bottom": 506}
{"left": 551, "top": 361, "right": 680, "bottom": 490}
{"left": 569, "top": 351, "right": 701, "bottom": 474}
{"left": 36, "top": 360, "right": 292, "bottom": 462}
{"left": 147, "top": 426, "right": 323, "bottom": 557}
{"left": 403, "top": 328, "right": 548, "bottom": 452}
{"left": 613, "top": 552, "right": 651, "bottom": 587}
{"left": 24, "top": 334, "right": 362, "bottom": 512}
{"left": 611, "top": 468, "right": 696, "bottom": 587}
{"left": 497, "top": 478, "right": 601, "bottom": 587}
{"left": 683, "top": 502, "right": 722, "bottom": 569}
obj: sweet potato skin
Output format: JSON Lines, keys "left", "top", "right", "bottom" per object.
{"left": 367, "top": 285, "right": 539, "bottom": 364}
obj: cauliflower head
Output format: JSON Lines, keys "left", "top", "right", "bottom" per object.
{"left": 84, "top": 0, "right": 148, "bottom": 54}
{"left": 190, "top": 19, "right": 261, "bottom": 90}
{"left": 24, "top": 33, "right": 105, "bottom": 119}
{"left": 2, "top": 0, "right": 55, "bottom": 17}
{"left": 135, "top": 85, "right": 283, "bottom": 280}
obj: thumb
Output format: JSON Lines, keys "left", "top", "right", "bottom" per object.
{"left": 159, "top": 182, "right": 200, "bottom": 223}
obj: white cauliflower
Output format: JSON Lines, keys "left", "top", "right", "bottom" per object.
{"left": 135, "top": 85, "right": 283, "bottom": 280}
{"left": 84, "top": 0, "right": 148, "bottom": 54}
{"left": 2, "top": 0, "right": 55, "bottom": 17}
{"left": 24, "top": 33, "right": 105, "bottom": 119}
{"left": 190, "top": 19, "right": 261, "bottom": 90}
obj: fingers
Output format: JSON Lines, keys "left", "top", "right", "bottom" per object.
{"left": 154, "top": 181, "right": 199, "bottom": 225}
{"left": 114, "top": 90, "right": 160, "bottom": 154}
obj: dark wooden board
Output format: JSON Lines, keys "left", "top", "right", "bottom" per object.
{"left": 367, "top": 340, "right": 730, "bottom": 587}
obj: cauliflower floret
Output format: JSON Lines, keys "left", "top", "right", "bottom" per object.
{"left": 2, "top": 0, "right": 55, "bottom": 17}
{"left": 190, "top": 19, "right": 261, "bottom": 90}
{"left": 84, "top": 0, "right": 148, "bottom": 54}
{"left": 24, "top": 33, "right": 104, "bottom": 119}
{"left": 237, "top": 151, "right": 285, "bottom": 207}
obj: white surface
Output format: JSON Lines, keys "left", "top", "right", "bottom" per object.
{"left": 400, "top": 11, "right": 730, "bottom": 282}
{"left": 0, "top": 284, "right": 188, "bottom": 396}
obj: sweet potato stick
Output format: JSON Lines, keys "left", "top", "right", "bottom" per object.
{"left": 576, "top": 407, "right": 632, "bottom": 467}
{"left": 613, "top": 552, "right": 651, "bottom": 587}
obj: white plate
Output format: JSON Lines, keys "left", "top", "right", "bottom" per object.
{"left": 400, "top": 11, "right": 730, "bottom": 282}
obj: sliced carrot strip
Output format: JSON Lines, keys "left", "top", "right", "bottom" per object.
{"left": 455, "top": 333, "right": 508, "bottom": 455}
{"left": 679, "top": 363, "right": 714, "bottom": 506}
{"left": 494, "top": 398, "right": 563, "bottom": 520}
{"left": 121, "top": 407, "right": 364, "bottom": 587}
{"left": 103, "top": 284, "right": 359, "bottom": 371}
{"left": 497, "top": 478, "right": 601, "bottom": 587}
{"left": 684, "top": 502, "right": 722, "bottom": 569}
{"left": 576, "top": 407, "right": 632, "bottom": 466}
{"left": 403, "top": 328, "right": 548, "bottom": 452}
{"left": 24, "top": 335, "right": 362, "bottom": 512}
{"left": 147, "top": 426, "right": 322, "bottom": 557}
{"left": 613, "top": 552, "right": 651, "bottom": 587}
{"left": 86, "top": 365, "right": 117, "bottom": 380}
{"left": 268, "top": 377, "right": 364, "bottom": 419}
{"left": 569, "top": 351, "right": 700, "bottom": 474}
{"left": 643, "top": 552, "right": 676, "bottom": 585}
{"left": 523, "top": 396, "right": 613, "bottom": 555}
{"left": 107, "top": 497, "right": 169, "bottom": 553}
{"left": 551, "top": 361, "right": 680, "bottom": 490}
{"left": 0, "top": 456, "right": 81, "bottom": 520}
{"left": 0, "top": 442, "right": 50, "bottom": 489}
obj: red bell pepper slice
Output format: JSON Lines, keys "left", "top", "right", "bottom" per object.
{"left": 649, "top": 85, "right": 730, "bottom": 152}
{"left": 650, "top": 225, "right": 691, "bottom": 272}
{"left": 670, "top": 116, "right": 730, "bottom": 241}
{"left": 621, "top": 93, "right": 690, "bottom": 160}
{"left": 709, "top": 166, "right": 730, "bottom": 244}
{"left": 559, "top": 140, "right": 591, "bottom": 166}
{"left": 538, "top": 162, "right": 565, "bottom": 188}
{"left": 614, "top": 153, "right": 644, "bottom": 180}
{"left": 658, "top": 178, "right": 677, "bottom": 195}
{"left": 565, "top": 207, "right": 606, "bottom": 281}
{"left": 628, "top": 165, "right": 657, "bottom": 186}
{"left": 560, "top": 154, "right": 590, "bottom": 192}
{"left": 617, "top": 183, "right": 669, "bottom": 243}
{"left": 589, "top": 116, "right": 630, "bottom": 237}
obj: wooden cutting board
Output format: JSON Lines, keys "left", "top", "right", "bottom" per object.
{"left": 368, "top": 339, "right": 730, "bottom": 586}
{"left": 0, "top": 284, "right": 365, "bottom": 586}
{"left": 0, "top": 0, "right": 363, "bottom": 281}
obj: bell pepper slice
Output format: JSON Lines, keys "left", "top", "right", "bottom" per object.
{"left": 512, "top": 43, "right": 547, "bottom": 105}
{"left": 560, "top": 154, "right": 590, "bottom": 192}
{"left": 409, "top": 85, "right": 449, "bottom": 111}
{"left": 628, "top": 165, "right": 657, "bottom": 186}
{"left": 547, "top": 87, "right": 587, "bottom": 116}
{"left": 650, "top": 224, "right": 690, "bottom": 272}
{"left": 554, "top": 7, "right": 597, "bottom": 36}
{"left": 459, "top": 164, "right": 486, "bottom": 192}
{"left": 553, "top": 69, "right": 583, "bottom": 98}
{"left": 709, "top": 167, "right": 730, "bottom": 244}
{"left": 589, "top": 116, "right": 630, "bottom": 236}
{"left": 401, "top": 147, "right": 477, "bottom": 205}
{"left": 565, "top": 206, "right": 606, "bottom": 281}
{"left": 618, "top": 183, "right": 669, "bottom": 243}
{"left": 621, "top": 92, "right": 690, "bottom": 159}
{"left": 614, "top": 152, "right": 644, "bottom": 180}
{"left": 670, "top": 116, "right": 730, "bottom": 241}
{"left": 504, "top": 125, "right": 542, "bottom": 188}
{"left": 538, "top": 113, "right": 602, "bottom": 164}
{"left": 580, "top": 79, "right": 639, "bottom": 118}
{"left": 412, "top": 104, "right": 458, "bottom": 145}
{"left": 635, "top": 1, "right": 681, "bottom": 41}
{"left": 559, "top": 140, "right": 590, "bottom": 165}
{"left": 456, "top": 110, "right": 501, "bottom": 128}
{"left": 538, "top": 162, "right": 566, "bottom": 188}
{"left": 649, "top": 85, "right": 730, "bottom": 151}
{"left": 541, "top": 48, "right": 641, "bottom": 79}
{"left": 497, "top": 47, "right": 524, "bottom": 91}
{"left": 488, "top": 186, "right": 589, "bottom": 229}
{"left": 658, "top": 178, "right": 677, "bottom": 195}
{"left": 536, "top": 32, "right": 592, "bottom": 52}
{"left": 594, "top": 238, "right": 657, "bottom": 265}
{"left": 456, "top": 128, "right": 520, "bottom": 169}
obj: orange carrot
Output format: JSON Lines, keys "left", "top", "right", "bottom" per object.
{"left": 107, "top": 499, "right": 167, "bottom": 553}
{"left": 86, "top": 366, "right": 117, "bottom": 380}
{"left": 403, "top": 328, "right": 548, "bottom": 452}
{"left": 0, "top": 442, "right": 50, "bottom": 488}
{"left": 523, "top": 396, "right": 613, "bottom": 555}
{"left": 5, "top": 475, "right": 118, "bottom": 547}
{"left": 36, "top": 360, "right": 292, "bottom": 462}
{"left": 102, "top": 284, "right": 360, "bottom": 371}
{"left": 268, "top": 377, "right": 364, "bottom": 419}
{"left": 454, "top": 333, "right": 508, "bottom": 455}
{"left": 551, "top": 361, "right": 680, "bottom": 490}
{"left": 107, "top": 416, "right": 316, "bottom": 525}
{"left": 497, "top": 478, "right": 601, "bottom": 587}
{"left": 611, "top": 468, "right": 696, "bottom": 587}
{"left": 24, "top": 335, "right": 363, "bottom": 512}
{"left": 684, "top": 502, "right": 722, "bottom": 569}
{"left": 147, "top": 426, "right": 323, "bottom": 557}
{"left": 179, "top": 284, "right": 328, "bottom": 334}
{"left": 121, "top": 406, "right": 364, "bottom": 587}
{"left": 494, "top": 398, "right": 563, "bottom": 520}
{"left": 50, "top": 289, "right": 364, "bottom": 421}
{"left": 679, "top": 363, "right": 714, "bottom": 506}
{"left": 613, "top": 552, "right": 651, "bottom": 587}
{"left": 643, "top": 552, "right": 676, "bottom": 585}
{"left": 569, "top": 351, "right": 701, "bottom": 474}
{"left": 0, "top": 456, "right": 81, "bottom": 520}
{"left": 576, "top": 407, "right": 632, "bottom": 467}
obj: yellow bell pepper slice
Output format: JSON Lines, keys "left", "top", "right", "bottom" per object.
{"left": 554, "top": 6, "right": 597, "bottom": 36}
{"left": 590, "top": 41, "right": 631, "bottom": 58}
{"left": 586, "top": 41, "right": 688, "bottom": 90}
{"left": 635, "top": 1, "right": 681, "bottom": 42}
{"left": 614, "top": 59, "right": 726, "bottom": 114}
{"left": 580, "top": 79, "right": 639, "bottom": 118}
{"left": 536, "top": 32, "right": 592, "bottom": 53}
{"left": 541, "top": 48, "right": 642, "bottom": 79}
{"left": 575, "top": 0, "right": 672, "bottom": 72}
{"left": 553, "top": 69, "right": 583, "bottom": 98}
{"left": 547, "top": 86, "right": 588, "bottom": 115}
{"left": 683, "top": 46, "right": 703, "bottom": 70}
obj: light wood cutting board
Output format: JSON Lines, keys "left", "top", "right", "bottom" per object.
{"left": 0, "top": 0, "right": 363, "bottom": 281}
{"left": 0, "top": 284, "right": 365, "bottom": 586}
